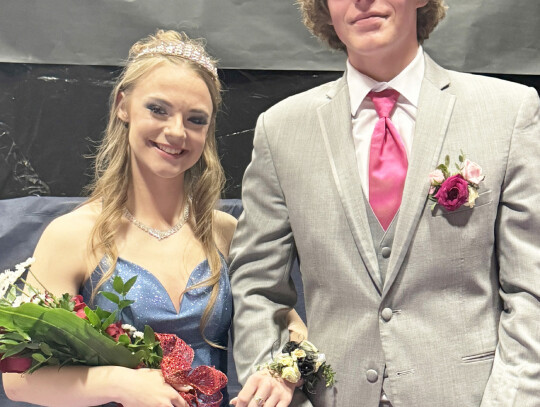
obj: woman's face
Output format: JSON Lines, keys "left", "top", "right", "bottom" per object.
{"left": 118, "top": 61, "right": 213, "bottom": 183}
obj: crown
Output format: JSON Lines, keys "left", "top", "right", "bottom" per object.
{"left": 135, "top": 42, "right": 218, "bottom": 78}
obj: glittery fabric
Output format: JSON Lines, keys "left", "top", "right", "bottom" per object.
{"left": 81, "top": 256, "right": 232, "bottom": 406}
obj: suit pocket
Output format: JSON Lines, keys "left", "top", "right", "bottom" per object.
{"left": 461, "top": 350, "right": 495, "bottom": 363}
{"left": 432, "top": 189, "right": 492, "bottom": 217}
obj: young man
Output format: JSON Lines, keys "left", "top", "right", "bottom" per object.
{"left": 230, "top": 1, "right": 540, "bottom": 406}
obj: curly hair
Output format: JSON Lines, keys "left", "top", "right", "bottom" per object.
{"left": 85, "top": 30, "right": 225, "bottom": 347}
{"left": 297, "top": 0, "right": 447, "bottom": 51}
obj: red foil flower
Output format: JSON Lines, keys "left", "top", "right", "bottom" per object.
{"left": 156, "top": 333, "right": 228, "bottom": 407}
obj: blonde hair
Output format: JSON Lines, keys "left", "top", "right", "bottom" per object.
{"left": 297, "top": 0, "right": 447, "bottom": 51}
{"left": 86, "top": 30, "right": 225, "bottom": 346}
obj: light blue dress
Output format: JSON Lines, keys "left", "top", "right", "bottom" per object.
{"left": 81, "top": 256, "right": 232, "bottom": 406}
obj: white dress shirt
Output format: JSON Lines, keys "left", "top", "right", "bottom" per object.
{"left": 346, "top": 47, "right": 425, "bottom": 197}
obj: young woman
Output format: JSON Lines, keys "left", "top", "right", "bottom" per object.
{"left": 3, "top": 30, "right": 306, "bottom": 407}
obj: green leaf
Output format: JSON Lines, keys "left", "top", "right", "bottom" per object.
{"left": 118, "top": 300, "right": 134, "bottom": 310}
{"left": 444, "top": 155, "right": 450, "bottom": 167}
{"left": 112, "top": 276, "right": 124, "bottom": 294}
{"left": 84, "top": 307, "right": 101, "bottom": 328}
{"left": 2, "top": 342, "right": 30, "bottom": 358}
{"left": 117, "top": 334, "right": 131, "bottom": 345}
{"left": 39, "top": 342, "right": 53, "bottom": 356}
{"left": 0, "top": 304, "right": 140, "bottom": 368}
{"left": 122, "top": 276, "right": 138, "bottom": 295}
{"left": 95, "top": 308, "right": 112, "bottom": 320}
{"left": 0, "top": 339, "right": 22, "bottom": 345}
{"left": 144, "top": 325, "right": 156, "bottom": 345}
{"left": 101, "top": 311, "right": 118, "bottom": 331}
{"left": 100, "top": 292, "right": 120, "bottom": 305}
{"left": 32, "top": 353, "right": 47, "bottom": 363}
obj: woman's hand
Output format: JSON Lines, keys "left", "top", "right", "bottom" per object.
{"left": 230, "top": 369, "right": 297, "bottom": 407}
{"left": 115, "top": 368, "right": 189, "bottom": 407}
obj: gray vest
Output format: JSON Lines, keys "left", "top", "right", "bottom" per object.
{"left": 364, "top": 195, "right": 398, "bottom": 285}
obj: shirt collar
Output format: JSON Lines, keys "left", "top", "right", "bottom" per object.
{"left": 347, "top": 46, "right": 425, "bottom": 116}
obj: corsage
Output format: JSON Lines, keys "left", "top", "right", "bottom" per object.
{"left": 428, "top": 152, "right": 485, "bottom": 211}
{"left": 258, "top": 340, "right": 336, "bottom": 393}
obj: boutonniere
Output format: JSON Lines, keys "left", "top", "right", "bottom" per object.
{"left": 428, "top": 152, "right": 485, "bottom": 211}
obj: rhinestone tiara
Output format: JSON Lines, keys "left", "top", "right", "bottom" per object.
{"left": 135, "top": 42, "right": 218, "bottom": 78}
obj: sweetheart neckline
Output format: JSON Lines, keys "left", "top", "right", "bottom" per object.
{"left": 117, "top": 256, "right": 210, "bottom": 314}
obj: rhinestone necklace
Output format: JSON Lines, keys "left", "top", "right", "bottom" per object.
{"left": 123, "top": 203, "right": 189, "bottom": 241}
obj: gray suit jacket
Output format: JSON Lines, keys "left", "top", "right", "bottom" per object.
{"left": 229, "top": 54, "right": 540, "bottom": 407}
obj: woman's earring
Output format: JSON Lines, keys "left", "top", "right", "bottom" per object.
{"left": 124, "top": 122, "right": 129, "bottom": 129}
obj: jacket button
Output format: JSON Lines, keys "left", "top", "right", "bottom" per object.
{"left": 366, "top": 369, "right": 379, "bottom": 383}
{"left": 381, "top": 308, "right": 393, "bottom": 322}
{"left": 381, "top": 247, "right": 391, "bottom": 258}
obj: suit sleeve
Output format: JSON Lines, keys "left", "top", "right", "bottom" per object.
{"left": 229, "top": 113, "right": 313, "bottom": 406}
{"left": 481, "top": 87, "right": 540, "bottom": 406}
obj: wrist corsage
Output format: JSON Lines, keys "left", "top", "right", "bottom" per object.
{"left": 259, "top": 340, "right": 336, "bottom": 393}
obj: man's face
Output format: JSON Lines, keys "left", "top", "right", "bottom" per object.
{"left": 327, "top": 0, "right": 427, "bottom": 68}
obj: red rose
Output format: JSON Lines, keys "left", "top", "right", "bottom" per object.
{"left": 71, "top": 295, "right": 88, "bottom": 319}
{"left": 0, "top": 356, "right": 32, "bottom": 373}
{"left": 434, "top": 174, "right": 469, "bottom": 211}
{"left": 105, "top": 322, "right": 126, "bottom": 342}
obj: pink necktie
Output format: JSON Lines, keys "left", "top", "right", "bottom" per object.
{"left": 368, "top": 89, "right": 408, "bottom": 230}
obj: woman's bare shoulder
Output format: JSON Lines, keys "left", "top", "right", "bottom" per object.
{"left": 213, "top": 210, "right": 238, "bottom": 258}
{"left": 30, "top": 201, "right": 101, "bottom": 294}
{"left": 42, "top": 201, "right": 100, "bottom": 241}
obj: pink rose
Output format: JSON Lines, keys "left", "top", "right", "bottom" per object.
{"left": 105, "top": 322, "right": 126, "bottom": 342}
{"left": 428, "top": 169, "right": 445, "bottom": 185}
{"left": 434, "top": 174, "right": 469, "bottom": 211}
{"left": 461, "top": 159, "right": 484, "bottom": 185}
{"left": 71, "top": 295, "right": 88, "bottom": 319}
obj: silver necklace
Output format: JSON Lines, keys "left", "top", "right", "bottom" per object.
{"left": 123, "top": 203, "right": 190, "bottom": 241}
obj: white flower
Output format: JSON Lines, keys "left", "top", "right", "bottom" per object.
{"left": 121, "top": 324, "right": 137, "bottom": 333}
{"left": 0, "top": 268, "right": 27, "bottom": 298}
{"left": 291, "top": 348, "right": 306, "bottom": 361}
{"left": 281, "top": 365, "right": 301, "bottom": 383}
{"left": 464, "top": 186, "right": 479, "bottom": 208}
{"left": 132, "top": 331, "right": 144, "bottom": 340}
{"left": 315, "top": 353, "right": 326, "bottom": 371}
{"left": 276, "top": 355, "right": 294, "bottom": 367}
{"left": 299, "top": 340, "right": 318, "bottom": 353}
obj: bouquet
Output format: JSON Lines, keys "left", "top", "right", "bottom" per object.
{"left": 0, "top": 258, "right": 227, "bottom": 407}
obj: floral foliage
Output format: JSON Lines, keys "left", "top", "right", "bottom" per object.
{"left": 260, "top": 340, "right": 336, "bottom": 393}
{"left": 0, "top": 259, "right": 227, "bottom": 406}
{"left": 428, "top": 152, "right": 485, "bottom": 211}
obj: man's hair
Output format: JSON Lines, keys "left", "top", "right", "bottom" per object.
{"left": 297, "top": 0, "right": 447, "bottom": 51}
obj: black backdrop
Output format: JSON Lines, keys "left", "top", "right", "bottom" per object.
{"left": 0, "top": 64, "right": 539, "bottom": 200}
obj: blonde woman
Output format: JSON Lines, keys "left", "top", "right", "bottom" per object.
{"left": 3, "top": 30, "right": 306, "bottom": 407}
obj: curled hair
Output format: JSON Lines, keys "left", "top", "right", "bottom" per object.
{"left": 297, "top": 0, "right": 447, "bottom": 51}
{"left": 85, "top": 30, "right": 225, "bottom": 347}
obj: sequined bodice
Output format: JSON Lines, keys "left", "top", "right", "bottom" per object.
{"left": 81, "top": 256, "right": 232, "bottom": 405}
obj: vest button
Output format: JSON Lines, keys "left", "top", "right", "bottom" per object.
{"left": 381, "top": 308, "right": 393, "bottom": 322}
{"left": 381, "top": 246, "right": 391, "bottom": 258}
{"left": 366, "top": 369, "right": 379, "bottom": 383}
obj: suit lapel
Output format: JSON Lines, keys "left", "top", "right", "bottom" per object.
{"left": 382, "top": 55, "right": 456, "bottom": 296}
{"left": 317, "top": 77, "right": 382, "bottom": 292}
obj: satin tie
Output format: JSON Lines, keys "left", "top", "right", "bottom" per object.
{"left": 368, "top": 89, "right": 408, "bottom": 230}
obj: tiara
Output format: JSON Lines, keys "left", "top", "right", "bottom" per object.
{"left": 135, "top": 42, "right": 218, "bottom": 78}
